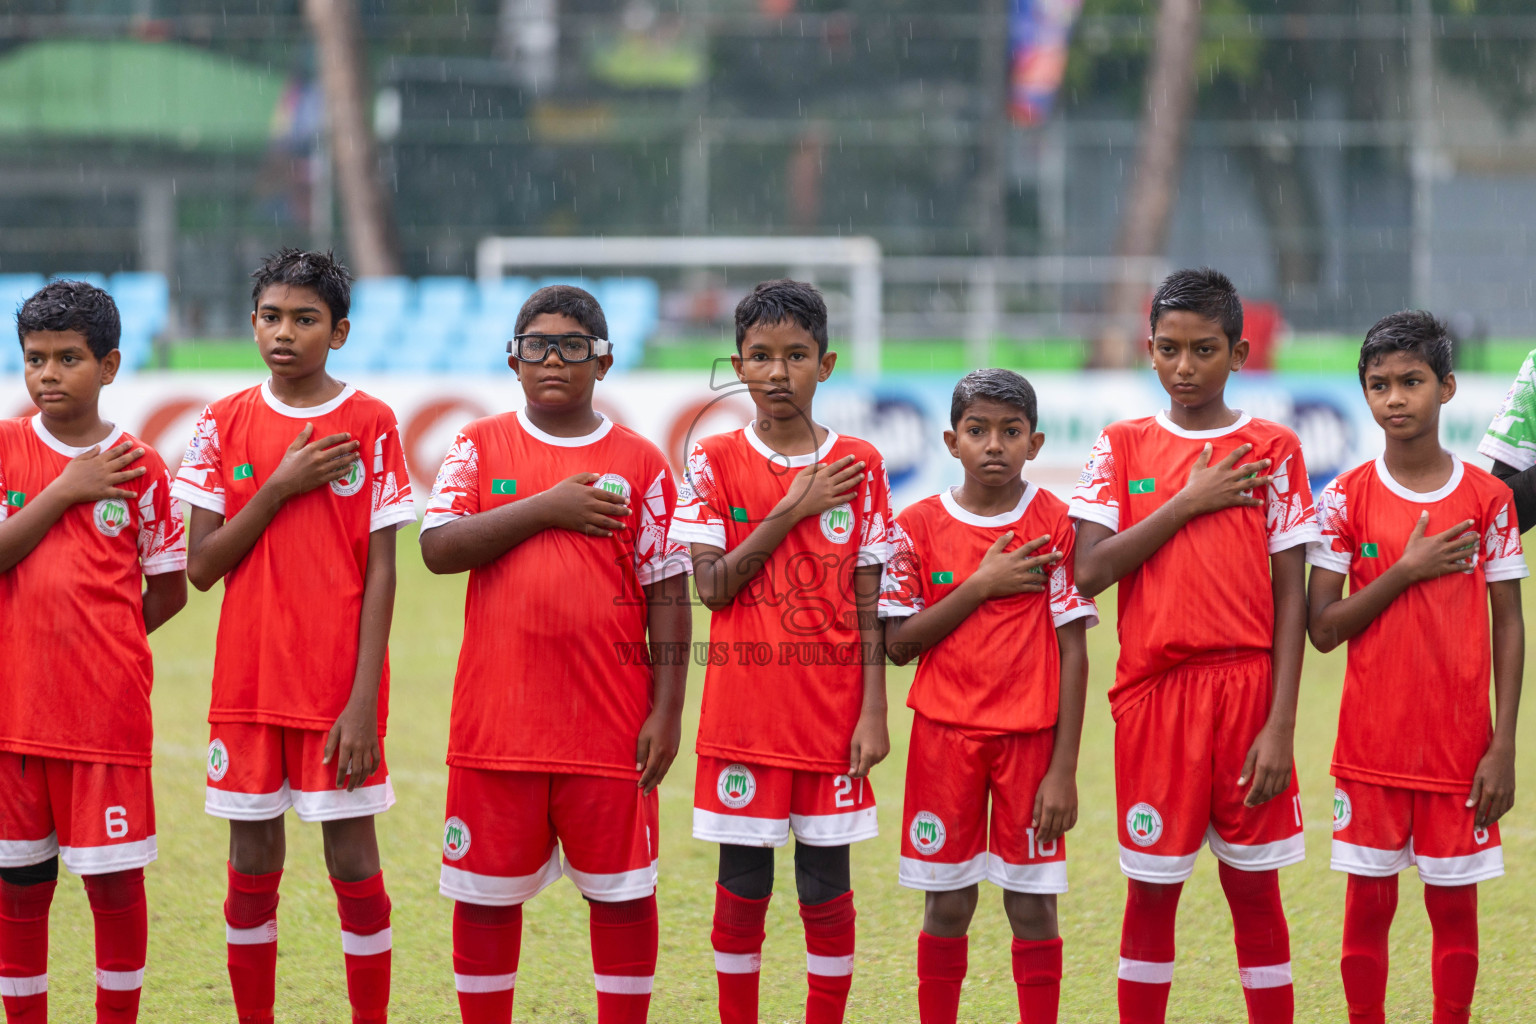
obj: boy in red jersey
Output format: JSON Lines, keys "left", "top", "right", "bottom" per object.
{"left": 0, "top": 281, "right": 186, "bottom": 1024}
{"left": 174, "top": 250, "right": 415, "bottom": 1024}
{"left": 1307, "top": 311, "right": 1524, "bottom": 1024}
{"left": 1070, "top": 268, "right": 1319, "bottom": 1024}
{"left": 420, "top": 284, "right": 691, "bottom": 1024}
{"left": 670, "top": 279, "right": 892, "bottom": 1024}
{"left": 882, "top": 369, "right": 1096, "bottom": 1024}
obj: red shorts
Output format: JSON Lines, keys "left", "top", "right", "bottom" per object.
{"left": 1115, "top": 653, "right": 1304, "bottom": 883}
{"left": 1331, "top": 779, "right": 1503, "bottom": 886}
{"left": 0, "top": 753, "right": 156, "bottom": 875}
{"left": 693, "top": 755, "right": 878, "bottom": 848}
{"left": 439, "top": 768, "right": 659, "bottom": 906}
{"left": 204, "top": 722, "right": 394, "bottom": 823}
{"left": 899, "top": 715, "right": 1067, "bottom": 895}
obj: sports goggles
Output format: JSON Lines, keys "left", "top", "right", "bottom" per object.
{"left": 507, "top": 333, "right": 612, "bottom": 363}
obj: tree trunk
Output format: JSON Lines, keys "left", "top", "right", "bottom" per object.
{"left": 1095, "top": 0, "right": 1202, "bottom": 367}
{"left": 303, "top": 0, "right": 401, "bottom": 277}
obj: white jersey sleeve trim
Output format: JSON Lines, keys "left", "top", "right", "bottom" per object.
{"left": 876, "top": 600, "right": 919, "bottom": 619}
{"left": 141, "top": 550, "right": 188, "bottom": 575}
{"left": 370, "top": 502, "right": 420, "bottom": 533}
{"left": 1268, "top": 523, "right": 1323, "bottom": 554}
{"left": 1477, "top": 434, "right": 1535, "bottom": 472}
{"left": 1305, "top": 542, "right": 1352, "bottom": 575}
{"left": 1484, "top": 555, "right": 1530, "bottom": 582}
{"left": 1051, "top": 602, "right": 1099, "bottom": 630}
{"left": 669, "top": 519, "right": 728, "bottom": 548}
{"left": 1067, "top": 500, "right": 1119, "bottom": 533}
{"left": 171, "top": 479, "right": 226, "bottom": 516}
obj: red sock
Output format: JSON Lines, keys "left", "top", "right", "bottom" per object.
{"left": 916, "top": 931, "right": 966, "bottom": 1023}
{"left": 589, "top": 895, "right": 658, "bottom": 1024}
{"left": 711, "top": 884, "right": 769, "bottom": 1024}
{"left": 801, "top": 891, "right": 856, "bottom": 1024}
{"left": 83, "top": 869, "right": 147, "bottom": 1024}
{"left": 331, "top": 872, "right": 392, "bottom": 1024}
{"left": 225, "top": 864, "right": 281, "bottom": 1024}
{"left": 1340, "top": 873, "right": 1397, "bottom": 1024}
{"left": 1117, "top": 878, "right": 1180, "bottom": 1024}
{"left": 1219, "top": 863, "right": 1293, "bottom": 1024}
{"left": 453, "top": 901, "right": 522, "bottom": 1024}
{"left": 1013, "top": 936, "right": 1062, "bottom": 1024}
{"left": 1424, "top": 883, "right": 1478, "bottom": 1024}
{"left": 0, "top": 877, "right": 54, "bottom": 1024}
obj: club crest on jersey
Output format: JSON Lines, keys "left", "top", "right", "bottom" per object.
{"left": 1332, "top": 788, "right": 1352, "bottom": 832}
{"left": 592, "top": 473, "right": 632, "bottom": 503}
{"left": 443, "top": 817, "right": 472, "bottom": 860}
{"left": 717, "top": 764, "right": 757, "bottom": 809}
{"left": 909, "top": 811, "right": 947, "bottom": 855}
{"left": 819, "top": 503, "right": 855, "bottom": 544}
{"left": 330, "top": 458, "right": 365, "bottom": 497}
{"left": 1126, "top": 802, "right": 1163, "bottom": 847}
{"left": 206, "top": 739, "right": 230, "bottom": 782}
{"left": 92, "top": 497, "right": 131, "bottom": 537}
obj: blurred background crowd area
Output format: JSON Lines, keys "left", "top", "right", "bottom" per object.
{"left": 3, "top": 0, "right": 1536, "bottom": 376}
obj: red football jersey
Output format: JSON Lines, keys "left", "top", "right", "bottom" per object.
{"left": 881, "top": 485, "right": 1097, "bottom": 733}
{"left": 172, "top": 382, "right": 416, "bottom": 732}
{"left": 1309, "top": 457, "right": 1527, "bottom": 793}
{"left": 1069, "top": 412, "right": 1319, "bottom": 720}
{"left": 0, "top": 416, "right": 185, "bottom": 766}
{"left": 670, "top": 425, "right": 894, "bottom": 773}
{"left": 423, "top": 412, "right": 692, "bottom": 780}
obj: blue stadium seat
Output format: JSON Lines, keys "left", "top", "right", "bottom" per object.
{"left": 416, "top": 276, "right": 478, "bottom": 322}
{"left": 0, "top": 274, "right": 46, "bottom": 373}
{"left": 380, "top": 315, "right": 455, "bottom": 373}
{"left": 330, "top": 314, "right": 397, "bottom": 376}
{"left": 349, "top": 277, "right": 414, "bottom": 322}
{"left": 109, "top": 273, "right": 170, "bottom": 336}
{"left": 116, "top": 327, "right": 154, "bottom": 373}
{"left": 600, "top": 277, "right": 660, "bottom": 372}
{"left": 453, "top": 313, "right": 517, "bottom": 374}
{"left": 50, "top": 272, "right": 109, "bottom": 290}
{"left": 478, "top": 277, "right": 533, "bottom": 322}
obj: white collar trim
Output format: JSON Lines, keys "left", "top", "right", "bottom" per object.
{"left": 1155, "top": 409, "right": 1252, "bottom": 439}
{"left": 743, "top": 420, "right": 840, "bottom": 468}
{"left": 260, "top": 379, "right": 356, "bottom": 418}
{"left": 516, "top": 410, "right": 613, "bottom": 447}
{"left": 940, "top": 483, "right": 1038, "bottom": 527}
{"left": 31, "top": 415, "right": 124, "bottom": 457}
{"left": 1373, "top": 454, "right": 1464, "bottom": 503}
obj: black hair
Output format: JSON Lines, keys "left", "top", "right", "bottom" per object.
{"left": 515, "top": 284, "right": 608, "bottom": 340}
{"left": 1149, "top": 267, "right": 1244, "bottom": 348}
{"left": 16, "top": 280, "right": 121, "bottom": 359}
{"left": 949, "top": 368, "right": 1038, "bottom": 431}
{"left": 250, "top": 248, "right": 351, "bottom": 325}
{"left": 1358, "top": 310, "right": 1454, "bottom": 385}
{"left": 734, "top": 279, "right": 829, "bottom": 356}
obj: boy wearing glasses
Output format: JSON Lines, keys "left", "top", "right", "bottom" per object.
{"left": 420, "top": 284, "right": 692, "bottom": 1024}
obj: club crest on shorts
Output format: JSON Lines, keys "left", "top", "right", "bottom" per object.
{"left": 717, "top": 764, "right": 757, "bottom": 809}
{"left": 443, "top": 817, "right": 472, "bottom": 860}
{"left": 1332, "top": 788, "right": 1353, "bottom": 832}
{"left": 909, "top": 811, "right": 947, "bottom": 855}
{"left": 330, "top": 458, "right": 365, "bottom": 496}
{"left": 206, "top": 739, "right": 230, "bottom": 782}
{"left": 819, "top": 503, "right": 854, "bottom": 544}
{"left": 1126, "top": 802, "right": 1163, "bottom": 847}
{"left": 93, "top": 497, "right": 131, "bottom": 538}
{"left": 592, "top": 473, "right": 632, "bottom": 503}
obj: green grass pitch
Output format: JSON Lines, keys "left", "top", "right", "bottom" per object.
{"left": 34, "top": 527, "right": 1536, "bottom": 1021}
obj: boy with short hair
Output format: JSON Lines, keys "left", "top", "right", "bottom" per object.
{"left": 670, "top": 279, "right": 892, "bottom": 1024}
{"left": 1307, "top": 311, "right": 1524, "bottom": 1024}
{"left": 0, "top": 280, "right": 187, "bottom": 1023}
{"left": 419, "top": 284, "right": 691, "bottom": 1024}
{"left": 174, "top": 249, "right": 416, "bottom": 1024}
{"left": 882, "top": 369, "right": 1096, "bottom": 1024}
{"left": 1071, "top": 268, "right": 1319, "bottom": 1024}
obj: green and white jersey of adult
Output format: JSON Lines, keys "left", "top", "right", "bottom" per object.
{"left": 1480, "top": 348, "right": 1536, "bottom": 471}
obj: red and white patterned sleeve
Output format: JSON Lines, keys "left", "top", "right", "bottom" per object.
{"left": 369, "top": 422, "right": 418, "bottom": 532}
{"left": 1068, "top": 429, "right": 1120, "bottom": 532}
{"left": 421, "top": 431, "right": 480, "bottom": 533}
{"left": 1264, "top": 433, "right": 1321, "bottom": 554}
{"left": 171, "top": 405, "right": 226, "bottom": 515}
{"left": 634, "top": 465, "right": 694, "bottom": 585}
{"left": 668, "top": 441, "right": 728, "bottom": 549}
{"left": 877, "top": 512, "right": 923, "bottom": 619}
{"left": 1305, "top": 476, "right": 1352, "bottom": 575}
{"left": 1049, "top": 510, "right": 1098, "bottom": 629}
{"left": 139, "top": 462, "right": 187, "bottom": 575}
{"left": 858, "top": 454, "right": 894, "bottom": 566}
{"left": 1483, "top": 488, "right": 1529, "bottom": 583}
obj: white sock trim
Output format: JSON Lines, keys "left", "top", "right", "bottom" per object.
{"left": 806, "top": 952, "right": 854, "bottom": 977}
{"left": 594, "top": 973, "right": 654, "bottom": 995}
{"left": 713, "top": 950, "right": 761, "bottom": 974}
{"left": 1239, "top": 961, "right": 1293, "bottom": 989}
{"left": 95, "top": 967, "right": 144, "bottom": 991}
{"left": 1117, "top": 957, "right": 1174, "bottom": 984}
{"left": 454, "top": 971, "right": 516, "bottom": 993}
{"left": 340, "top": 926, "right": 392, "bottom": 957}
{"left": 225, "top": 921, "right": 277, "bottom": 945}
{"left": 0, "top": 975, "right": 47, "bottom": 997}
